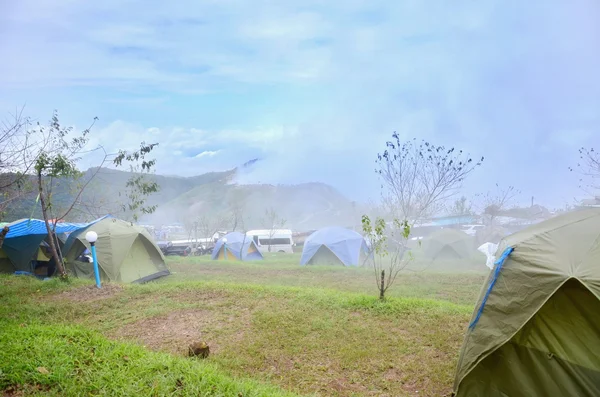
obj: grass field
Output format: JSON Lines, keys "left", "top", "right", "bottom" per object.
{"left": 0, "top": 254, "right": 488, "bottom": 396}
{"left": 165, "top": 252, "right": 488, "bottom": 306}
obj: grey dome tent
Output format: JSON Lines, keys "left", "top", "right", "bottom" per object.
{"left": 300, "top": 226, "right": 368, "bottom": 267}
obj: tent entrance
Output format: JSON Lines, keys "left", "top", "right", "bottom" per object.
{"left": 119, "top": 236, "right": 164, "bottom": 283}
{"left": 459, "top": 279, "right": 600, "bottom": 396}
{"left": 309, "top": 245, "right": 344, "bottom": 266}
{"left": 215, "top": 245, "right": 240, "bottom": 261}
{"left": 433, "top": 245, "right": 462, "bottom": 260}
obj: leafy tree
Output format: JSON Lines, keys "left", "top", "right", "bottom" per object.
{"left": 31, "top": 112, "right": 159, "bottom": 279}
{"left": 113, "top": 142, "right": 160, "bottom": 222}
{"left": 362, "top": 215, "right": 412, "bottom": 300}
{"left": 33, "top": 112, "right": 102, "bottom": 278}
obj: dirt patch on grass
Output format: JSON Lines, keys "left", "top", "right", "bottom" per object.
{"left": 168, "top": 289, "right": 232, "bottom": 305}
{"left": 52, "top": 283, "right": 123, "bottom": 303}
{"left": 2, "top": 384, "right": 51, "bottom": 396}
{"left": 111, "top": 307, "right": 251, "bottom": 356}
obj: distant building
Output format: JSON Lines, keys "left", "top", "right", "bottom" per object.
{"left": 579, "top": 196, "right": 600, "bottom": 208}
{"left": 414, "top": 215, "right": 479, "bottom": 228}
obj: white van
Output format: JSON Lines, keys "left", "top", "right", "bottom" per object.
{"left": 246, "top": 229, "right": 295, "bottom": 253}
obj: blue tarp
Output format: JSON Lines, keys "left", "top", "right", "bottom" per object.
{"left": 212, "top": 232, "right": 264, "bottom": 261}
{"left": 5, "top": 216, "right": 109, "bottom": 238}
{"left": 1, "top": 215, "right": 109, "bottom": 272}
{"left": 300, "top": 226, "right": 369, "bottom": 267}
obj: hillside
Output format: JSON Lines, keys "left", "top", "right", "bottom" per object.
{"left": 152, "top": 180, "right": 359, "bottom": 231}
{"left": 2, "top": 164, "right": 361, "bottom": 231}
{"left": 1, "top": 167, "right": 234, "bottom": 222}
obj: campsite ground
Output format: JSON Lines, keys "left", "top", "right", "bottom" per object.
{"left": 0, "top": 253, "right": 487, "bottom": 397}
{"left": 164, "top": 253, "right": 487, "bottom": 306}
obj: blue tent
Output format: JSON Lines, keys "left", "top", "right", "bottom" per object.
{"left": 212, "top": 232, "right": 264, "bottom": 261}
{"left": 300, "top": 227, "right": 369, "bottom": 267}
{"left": 1, "top": 216, "right": 108, "bottom": 273}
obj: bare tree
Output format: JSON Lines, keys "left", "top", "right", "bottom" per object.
{"left": 0, "top": 107, "right": 40, "bottom": 220}
{"left": 365, "top": 133, "right": 483, "bottom": 299}
{"left": 362, "top": 215, "right": 412, "bottom": 300}
{"left": 39, "top": 158, "right": 159, "bottom": 224}
{"left": 569, "top": 147, "right": 600, "bottom": 195}
{"left": 376, "top": 135, "right": 484, "bottom": 224}
{"left": 448, "top": 196, "right": 473, "bottom": 216}
{"left": 260, "top": 207, "right": 287, "bottom": 252}
{"left": 227, "top": 187, "right": 249, "bottom": 232}
{"left": 69, "top": 176, "right": 122, "bottom": 220}
{"left": 477, "top": 184, "right": 520, "bottom": 226}
{"left": 196, "top": 212, "right": 227, "bottom": 247}
{"left": 226, "top": 187, "right": 253, "bottom": 259}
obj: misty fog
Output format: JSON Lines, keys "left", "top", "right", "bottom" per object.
{"left": 1, "top": 2, "right": 600, "bottom": 396}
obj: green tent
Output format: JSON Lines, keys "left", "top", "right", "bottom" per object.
{"left": 64, "top": 218, "right": 170, "bottom": 283}
{"left": 421, "top": 228, "right": 473, "bottom": 260}
{"left": 453, "top": 208, "right": 600, "bottom": 396}
{"left": 475, "top": 225, "right": 509, "bottom": 246}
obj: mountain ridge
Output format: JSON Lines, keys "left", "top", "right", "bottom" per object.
{"left": 2, "top": 163, "right": 361, "bottom": 232}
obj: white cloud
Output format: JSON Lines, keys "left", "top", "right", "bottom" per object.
{"left": 195, "top": 150, "right": 220, "bottom": 158}
{"left": 1, "top": 0, "right": 599, "bottom": 208}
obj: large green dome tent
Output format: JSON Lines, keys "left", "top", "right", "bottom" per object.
{"left": 63, "top": 217, "right": 170, "bottom": 283}
{"left": 453, "top": 208, "right": 600, "bottom": 396}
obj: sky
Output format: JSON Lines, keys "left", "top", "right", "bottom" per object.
{"left": 1, "top": 0, "right": 599, "bottom": 209}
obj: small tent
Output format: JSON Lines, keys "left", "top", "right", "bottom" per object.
{"left": 453, "top": 208, "right": 600, "bottom": 396}
{"left": 0, "top": 217, "right": 106, "bottom": 274}
{"left": 300, "top": 226, "right": 368, "bottom": 267}
{"left": 212, "top": 232, "right": 263, "bottom": 261}
{"left": 421, "top": 228, "right": 473, "bottom": 260}
{"left": 63, "top": 218, "right": 170, "bottom": 283}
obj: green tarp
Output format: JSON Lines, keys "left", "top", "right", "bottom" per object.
{"left": 64, "top": 218, "right": 170, "bottom": 283}
{"left": 453, "top": 208, "right": 600, "bottom": 396}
